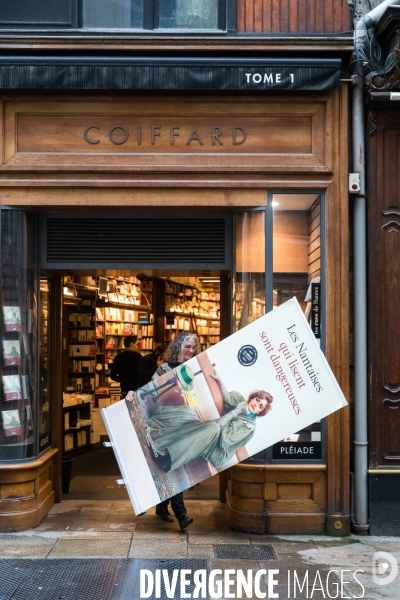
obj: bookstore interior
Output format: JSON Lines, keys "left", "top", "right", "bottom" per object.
{"left": 0, "top": 196, "right": 324, "bottom": 477}
{"left": 62, "top": 272, "right": 223, "bottom": 454}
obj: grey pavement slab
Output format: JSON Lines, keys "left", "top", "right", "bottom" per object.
{"left": 47, "top": 538, "right": 131, "bottom": 558}
{"left": 0, "top": 535, "right": 56, "bottom": 558}
{"left": 188, "top": 531, "right": 251, "bottom": 545}
{"left": 129, "top": 539, "right": 188, "bottom": 558}
{"left": 188, "top": 543, "right": 215, "bottom": 558}
{"left": 58, "top": 531, "right": 132, "bottom": 540}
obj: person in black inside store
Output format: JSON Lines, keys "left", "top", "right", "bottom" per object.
{"left": 151, "top": 331, "right": 199, "bottom": 530}
{"left": 109, "top": 335, "right": 142, "bottom": 396}
{"left": 137, "top": 343, "right": 169, "bottom": 389}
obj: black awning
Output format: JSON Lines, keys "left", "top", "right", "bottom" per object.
{"left": 0, "top": 56, "right": 341, "bottom": 91}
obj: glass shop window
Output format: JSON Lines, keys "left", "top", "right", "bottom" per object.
{"left": 0, "top": 210, "right": 39, "bottom": 461}
{"left": 238, "top": 194, "right": 326, "bottom": 465}
{"left": 270, "top": 193, "right": 324, "bottom": 464}
{"left": 83, "top": 0, "right": 143, "bottom": 29}
{"left": 159, "top": 0, "right": 218, "bottom": 29}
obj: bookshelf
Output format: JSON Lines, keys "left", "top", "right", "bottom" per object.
{"left": 67, "top": 293, "right": 96, "bottom": 393}
{"left": 94, "top": 276, "right": 155, "bottom": 388}
{"left": 102, "top": 303, "right": 154, "bottom": 378}
{"left": 62, "top": 397, "right": 92, "bottom": 453}
{"left": 159, "top": 278, "right": 220, "bottom": 350}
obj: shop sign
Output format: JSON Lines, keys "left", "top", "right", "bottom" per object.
{"left": 84, "top": 124, "right": 248, "bottom": 146}
{"left": 0, "top": 57, "right": 341, "bottom": 91}
{"left": 311, "top": 282, "right": 321, "bottom": 338}
{"left": 273, "top": 441, "right": 322, "bottom": 460}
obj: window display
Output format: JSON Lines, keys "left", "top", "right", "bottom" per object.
{"left": 234, "top": 196, "right": 325, "bottom": 465}
{"left": 0, "top": 209, "right": 39, "bottom": 460}
{"left": 270, "top": 193, "right": 324, "bottom": 462}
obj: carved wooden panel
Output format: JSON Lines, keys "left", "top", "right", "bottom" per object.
{"left": 226, "top": 465, "right": 327, "bottom": 534}
{"left": 1, "top": 95, "right": 333, "bottom": 174}
{"left": 382, "top": 399, "right": 400, "bottom": 460}
{"left": 236, "top": 0, "right": 351, "bottom": 34}
{"left": 265, "top": 469, "right": 326, "bottom": 513}
{"left": 368, "top": 111, "right": 400, "bottom": 467}
{"left": 381, "top": 219, "right": 400, "bottom": 389}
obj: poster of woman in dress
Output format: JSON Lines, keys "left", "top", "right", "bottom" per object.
{"left": 101, "top": 298, "right": 348, "bottom": 515}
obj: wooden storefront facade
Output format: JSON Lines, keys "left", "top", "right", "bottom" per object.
{"left": 0, "top": 0, "right": 353, "bottom": 535}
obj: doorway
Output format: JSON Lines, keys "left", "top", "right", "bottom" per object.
{"left": 52, "top": 268, "right": 228, "bottom": 502}
{"left": 38, "top": 196, "right": 326, "bottom": 519}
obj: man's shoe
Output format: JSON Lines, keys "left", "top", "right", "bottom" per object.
{"left": 156, "top": 510, "right": 173, "bottom": 523}
{"left": 178, "top": 515, "right": 194, "bottom": 530}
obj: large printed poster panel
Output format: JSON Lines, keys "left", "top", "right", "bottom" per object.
{"left": 102, "top": 298, "right": 347, "bottom": 514}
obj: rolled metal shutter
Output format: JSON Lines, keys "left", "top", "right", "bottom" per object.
{"left": 41, "top": 214, "right": 230, "bottom": 269}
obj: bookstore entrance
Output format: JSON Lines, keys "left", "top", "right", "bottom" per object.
{"left": 1, "top": 83, "right": 350, "bottom": 535}
{"left": 60, "top": 266, "right": 226, "bottom": 504}
{"left": 46, "top": 198, "right": 325, "bottom": 509}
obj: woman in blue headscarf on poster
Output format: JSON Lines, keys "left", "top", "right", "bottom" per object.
{"left": 146, "top": 371, "right": 273, "bottom": 473}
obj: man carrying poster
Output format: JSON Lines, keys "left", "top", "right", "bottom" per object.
{"left": 102, "top": 298, "right": 348, "bottom": 517}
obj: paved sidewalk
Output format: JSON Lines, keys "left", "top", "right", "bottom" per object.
{"left": 0, "top": 499, "right": 399, "bottom": 599}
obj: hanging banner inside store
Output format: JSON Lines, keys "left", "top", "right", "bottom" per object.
{"left": 0, "top": 57, "right": 341, "bottom": 90}
{"left": 101, "top": 298, "right": 347, "bottom": 515}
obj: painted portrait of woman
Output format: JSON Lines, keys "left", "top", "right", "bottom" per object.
{"left": 146, "top": 371, "right": 273, "bottom": 473}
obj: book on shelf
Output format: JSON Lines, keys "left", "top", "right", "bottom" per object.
{"left": 123, "top": 309, "right": 137, "bottom": 322}
{"left": 77, "top": 429, "right": 87, "bottom": 447}
{"left": 69, "top": 329, "right": 79, "bottom": 342}
{"left": 2, "top": 375, "right": 23, "bottom": 400}
{"left": 70, "top": 329, "right": 89, "bottom": 342}
{"left": 96, "top": 307, "right": 105, "bottom": 320}
{"left": 2, "top": 306, "right": 22, "bottom": 331}
{"left": 64, "top": 412, "right": 70, "bottom": 429}
{"left": 105, "top": 336, "right": 118, "bottom": 349}
{"left": 64, "top": 432, "right": 74, "bottom": 451}
{"left": 69, "top": 359, "right": 95, "bottom": 373}
{"left": 2, "top": 409, "right": 22, "bottom": 436}
{"left": 121, "top": 323, "right": 132, "bottom": 336}
{"left": 63, "top": 392, "right": 93, "bottom": 407}
{"left": 2, "top": 340, "right": 21, "bottom": 366}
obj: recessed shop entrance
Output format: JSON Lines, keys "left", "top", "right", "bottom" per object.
{"left": 37, "top": 197, "right": 327, "bottom": 518}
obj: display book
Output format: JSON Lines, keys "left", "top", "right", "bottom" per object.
{"left": 1, "top": 306, "right": 33, "bottom": 440}
{"left": 101, "top": 297, "right": 348, "bottom": 515}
